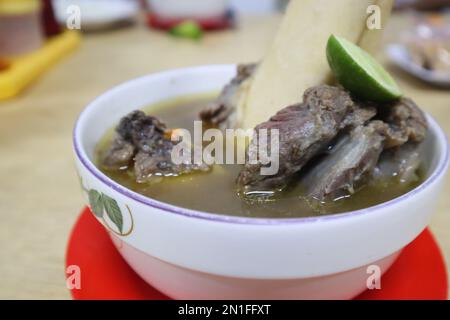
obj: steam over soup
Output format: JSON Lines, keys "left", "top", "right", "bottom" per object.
{"left": 96, "top": 94, "right": 425, "bottom": 219}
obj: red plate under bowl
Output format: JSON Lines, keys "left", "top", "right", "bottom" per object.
{"left": 66, "top": 207, "right": 448, "bottom": 300}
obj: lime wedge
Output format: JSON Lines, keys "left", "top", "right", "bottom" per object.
{"left": 326, "top": 34, "right": 402, "bottom": 102}
{"left": 169, "top": 20, "right": 203, "bottom": 40}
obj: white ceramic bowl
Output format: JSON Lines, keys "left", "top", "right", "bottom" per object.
{"left": 73, "top": 65, "right": 449, "bottom": 299}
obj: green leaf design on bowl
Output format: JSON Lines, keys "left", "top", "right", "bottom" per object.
{"left": 80, "top": 175, "right": 130, "bottom": 235}
{"left": 88, "top": 189, "right": 104, "bottom": 218}
{"left": 102, "top": 193, "right": 123, "bottom": 233}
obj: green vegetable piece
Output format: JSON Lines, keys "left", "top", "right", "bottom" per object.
{"left": 169, "top": 20, "right": 203, "bottom": 40}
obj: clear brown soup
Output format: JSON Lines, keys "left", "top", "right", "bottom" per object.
{"left": 97, "top": 95, "right": 424, "bottom": 219}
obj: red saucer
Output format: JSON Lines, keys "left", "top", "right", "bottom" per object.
{"left": 66, "top": 208, "right": 448, "bottom": 300}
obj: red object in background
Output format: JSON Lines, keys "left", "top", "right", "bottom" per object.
{"left": 147, "top": 11, "right": 234, "bottom": 31}
{"left": 66, "top": 207, "right": 448, "bottom": 300}
{"left": 142, "top": 0, "right": 234, "bottom": 31}
{"left": 41, "top": 0, "right": 61, "bottom": 37}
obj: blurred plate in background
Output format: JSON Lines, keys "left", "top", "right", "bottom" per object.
{"left": 52, "top": 0, "right": 139, "bottom": 31}
{"left": 387, "top": 44, "right": 450, "bottom": 87}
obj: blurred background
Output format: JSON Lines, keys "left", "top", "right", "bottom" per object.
{"left": 1, "top": 0, "right": 450, "bottom": 299}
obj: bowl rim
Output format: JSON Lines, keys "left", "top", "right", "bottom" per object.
{"left": 73, "top": 64, "right": 450, "bottom": 225}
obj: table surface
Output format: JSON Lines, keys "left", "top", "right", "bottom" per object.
{"left": 0, "top": 14, "right": 449, "bottom": 300}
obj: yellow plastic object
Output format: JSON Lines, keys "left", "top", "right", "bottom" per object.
{"left": 0, "top": 31, "right": 81, "bottom": 100}
{"left": 0, "top": 0, "right": 40, "bottom": 15}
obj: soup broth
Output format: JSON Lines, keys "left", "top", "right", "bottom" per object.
{"left": 97, "top": 95, "right": 424, "bottom": 218}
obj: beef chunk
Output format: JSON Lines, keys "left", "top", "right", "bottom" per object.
{"left": 298, "top": 100, "right": 427, "bottom": 203}
{"left": 237, "top": 85, "right": 375, "bottom": 196}
{"left": 379, "top": 97, "right": 428, "bottom": 148}
{"left": 102, "top": 110, "right": 209, "bottom": 183}
{"left": 116, "top": 110, "right": 168, "bottom": 153}
{"left": 134, "top": 149, "right": 209, "bottom": 183}
{"left": 102, "top": 135, "right": 135, "bottom": 170}
{"left": 236, "top": 83, "right": 428, "bottom": 201}
{"left": 301, "top": 124, "right": 385, "bottom": 202}
{"left": 200, "top": 63, "right": 257, "bottom": 129}
{"left": 340, "top": 103, "right": 377, "bottom": 129}
{"left": 102, "top": 110, "right": 165, "bottom": 170}
{"left": 373, "top": 143, "right": 423, "bottom": 185}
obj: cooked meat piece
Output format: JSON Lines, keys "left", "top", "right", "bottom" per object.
{"left": 297, "top": 98, "right": 427, "bottom": 202}
{"left": 298, "top": 115, "right": 425, "bottom": 203}
{"left": 102, "top": 135, "right": 135, "bottom": 170}
{"left": 102, "top": 110, "right": 210, "bottom": 183}
{"left": 116, "top": 110, "right": 168, "bottom": 153}
{"left": 373, "top": 143, "right": 423, "bottom": 185}
{"left": 134, "top": 150, "right": 209, "bottom": 183}
{"left": 340, "top": 103, "right": 377, "bottom": 129}
{"left": 237, "top": 85, "right": 375, "bottom": 196}
{"left": 236, "top": 84, "right": 429, "bottom": 200}
{"left": 379, "top": 97, "right": 428, "bottom": 148}
{"left": 200, "top": 63, "right": 257, "bottom": 129}
{"left": 102, "top": 110, "right": 166, "bottom": 169}
{"left": 301, "top": 124, "right": 385, "bottom": 202}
